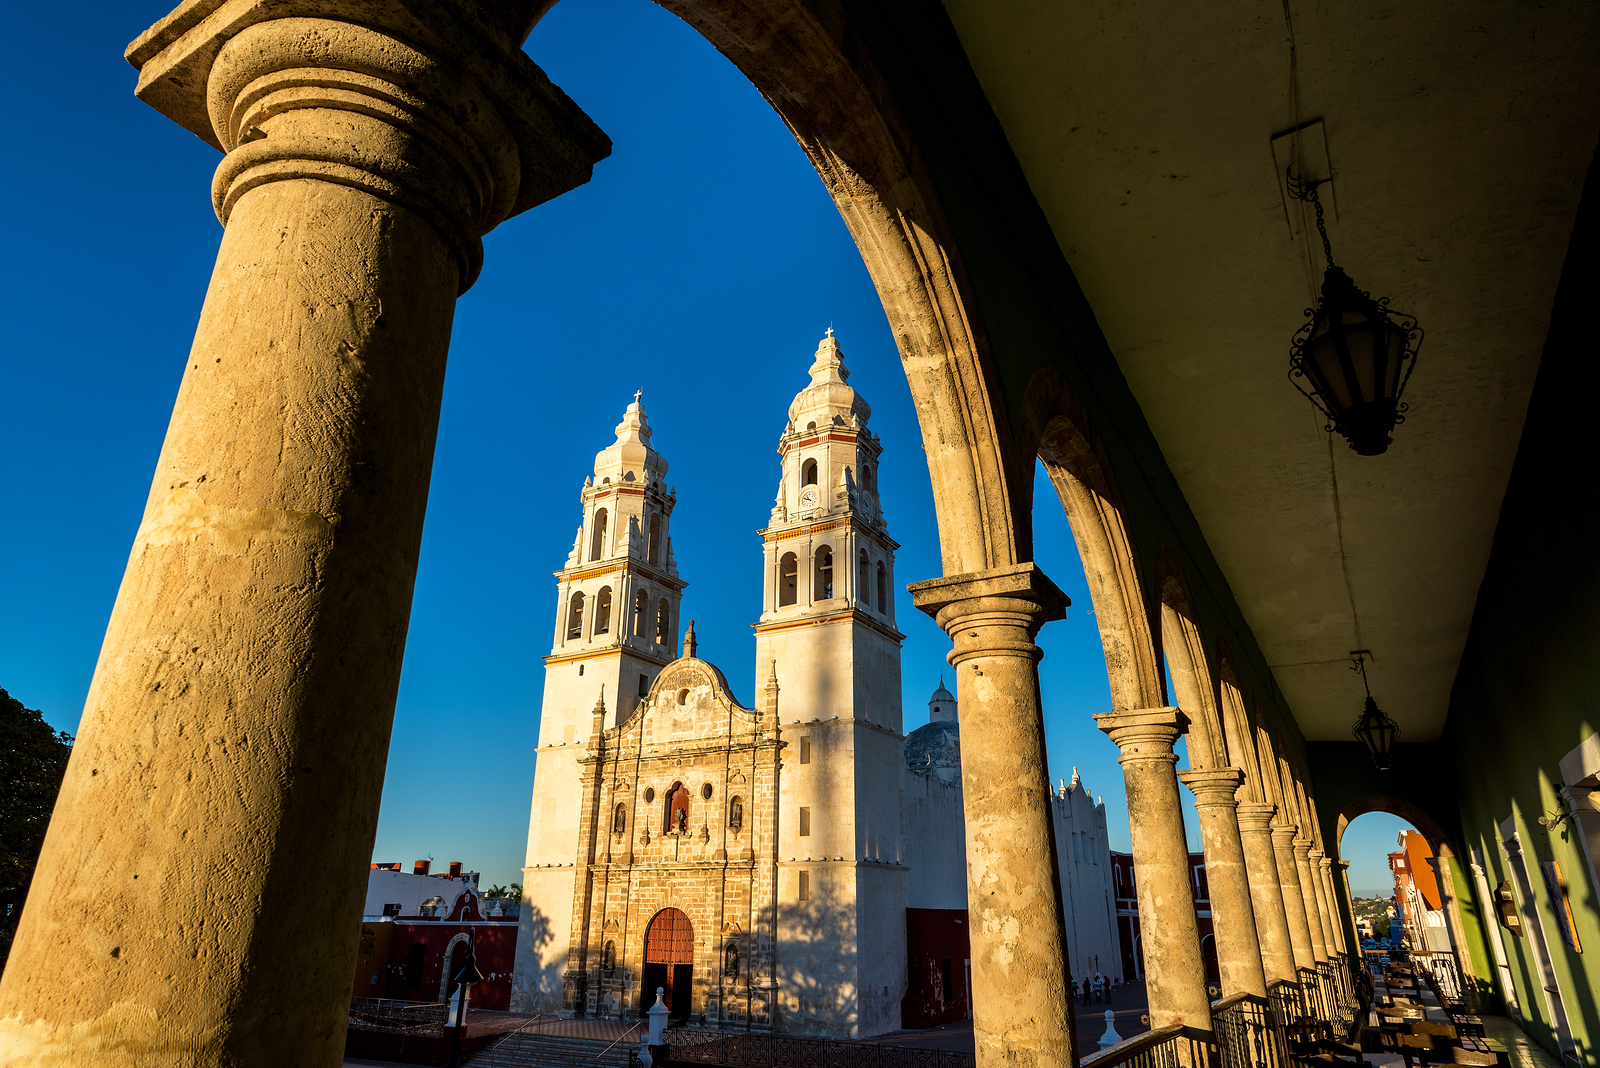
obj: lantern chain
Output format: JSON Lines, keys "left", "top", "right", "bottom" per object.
{"left": 1286, "top": 166, "right": 1336, "bottom": 269}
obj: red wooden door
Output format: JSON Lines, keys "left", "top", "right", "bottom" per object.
{"left": 645, "top": 908, "right": 694, "bottom": 964}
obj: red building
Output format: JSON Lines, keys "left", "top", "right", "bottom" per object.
{"left": 1111, "top": 851, "right": 1216, "bottom": 987}
{"left": 353, "top": 863, "right": 519, "bottom": 1010}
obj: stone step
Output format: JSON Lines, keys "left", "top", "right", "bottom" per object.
{"left": 466, "top": 1031, "right": 639, "bottom": 1067}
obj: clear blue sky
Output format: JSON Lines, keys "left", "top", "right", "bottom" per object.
{"left": 1341, "top": 812, "right": 1417, "bottom": 899}
{"left": 4, "top": 0, "right": 1217, "bottom": 890}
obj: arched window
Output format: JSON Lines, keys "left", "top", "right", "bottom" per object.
{"left": 858, "top": 549, "right": 870, "bottom": 607}
{"left": 656, "top": 598, "right": 671, "bottom": 645}
{"left": 778, "top": 553, "right": 798, "bottom": 607}
{"left": 566, "top": 592, "right": 586, "bottom": 640}
{"left": 862, "top": 464, "right": 873, "bottom": 493}
{"left": 728, "top": 796, "right": 744, "bottom": 832}
{"left": 647, "top": 512, "right": 662, "bottom": 563}
{"left": 802, "top": 459, "right": 818, "bottom": 486}
{"left": 876, "top": 561, "right": 887, "bottom": 613}
{"left": 805, "top": 420, "right": 817, "bottom": 432}
{"left": 613, "top": 803, "right": 627, "bottom": 835}
{"left": 665, "top": 781, "right": 691, "bottom": 835}
{"left": 724, "top": 942, "right": 740, "bottom": 977}
{"left": 814, "top": 546, "right": 833, "bottom": 600}
{"left": 594, "top": 587, "right": 612, "bottom": 634}
{"left": 590, "top": 508, "right": 608, "bottom": 560}
{"left": 633, "top": 590, "right": 650, "bottom": 637}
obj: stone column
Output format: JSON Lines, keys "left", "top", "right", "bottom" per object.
{"left": 1294, "top": 838, "right": 1330, "bottom": 962}
{"left": 910, "top": 564, "right": 1073, "bottom": 1068}
{"left": 1096, "top": 708, "right": 1214, "bottom": 1047}
{"left": 1317, "top": 856, "right": 1347, "bottom": 955}
{"left": 0, "top": 11, "right": 607, "bottom": 1067}
{"left": 1307, "top": 848, "right": 1338, "bottom": 957}
{"left": 1272, "top": 823, "right": 1318, "bottom": 972}
{"left": 1236, "top": 803, "right": 1298, "bottom": 983}
{"left": 1178, "top": 768, "right": 1267, "bottom": 997}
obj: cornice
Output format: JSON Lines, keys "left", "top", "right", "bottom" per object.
{"left": 753, "top": 605, "right": 904, "bottom": 643}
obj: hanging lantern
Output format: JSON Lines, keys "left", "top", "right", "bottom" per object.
{"left": 1287, "top": 172, "right": 1423, "bottom": 456}
{"left": 1353, "top": 696, "right": 1400, "bottom": 770}
{"left": 1349, "top": 654, "right": 1400, "bottom": 769}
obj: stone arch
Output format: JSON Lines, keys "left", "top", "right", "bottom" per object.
{"left": 1155, "top": 550, "right": 1226, "bottom": 771}
{"left": 1215, "top": 643, "right": 1267, "bottom": 803}
{"left": 439, "top": 931, "right": 472, "bottom": 1002}
{"left": 515, "top": 0, "right": 1031, "bottom": 577}
{"left": 1334, "top": 796, "right": 1453, "bottom": 859}
{"left": 1031, "top": 386, "right": 1163, "bottom": 711}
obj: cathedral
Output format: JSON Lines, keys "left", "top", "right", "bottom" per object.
{"left": 509, "top": 333, "right": 1118, "bottom": 1038}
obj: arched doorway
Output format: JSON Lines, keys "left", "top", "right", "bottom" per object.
{"left": 643, "top": 907, "right": 694, "bottom": 1020}
{"left": 441, "top": 933, "right": 471, "bottom": 1003}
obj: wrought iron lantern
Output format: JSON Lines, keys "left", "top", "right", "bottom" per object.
{"left": 1350, "top": 654, "right": 1400, "bottom": 769}
{"left": 1287, "top": 171, "right": 1423, "bottom": 456}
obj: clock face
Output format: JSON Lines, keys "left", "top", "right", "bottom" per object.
{"left": 800, "top": 487, "right": 819, "bottom": 508}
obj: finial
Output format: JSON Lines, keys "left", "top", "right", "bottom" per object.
{"left": 634, "top": 389, "right": 643, "bottom": 404}
{"left": 682, "top": 620, "right": 697, "bottom": 659}
{"left": 825, "top": 324, "right": 834, "bottom": 338}
{"left": 593, "top": 687, "right": 607, "bottom": 715}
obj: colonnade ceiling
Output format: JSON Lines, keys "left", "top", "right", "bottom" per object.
{"left": 941, "top": 0, "right": 1600, "bottom": 741}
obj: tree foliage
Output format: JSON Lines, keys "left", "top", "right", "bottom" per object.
{"left": 0, "top": 688, "right": 73, "bottom": 971}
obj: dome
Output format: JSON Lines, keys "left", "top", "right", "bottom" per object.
{"left": 904, "top": 719, "right": 961, "bottom": 783}
{"left": 593, "top": 391, "right": 667, "bottom": 483}
{"left": 787, "top": 330, "right": 871, "bottom": 430}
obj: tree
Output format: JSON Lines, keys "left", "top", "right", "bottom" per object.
{"left": 487, "top": 884, "right": 508, "bottom": 899}
{"left": 0, "top": 688, "right": 73, "bottom": 972}
{"left": 509, "top": 883, "right": 522, "bottom": 903}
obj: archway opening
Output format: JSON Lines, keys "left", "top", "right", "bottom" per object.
{"left": 643, "top": 907, "right": 694, "bottom": 1019}
{"left": 1337, "top": 808, "right": 1490, "bottom": 1016}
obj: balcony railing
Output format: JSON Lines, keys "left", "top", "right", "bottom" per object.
{"left": 1079, "top": 1024, "right": 1188, "bottom": 1068}
{"left": 1211, "top": 993, "right": 1289, "bottom": 1068}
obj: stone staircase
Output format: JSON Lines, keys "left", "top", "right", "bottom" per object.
{"left": 466, "top": 1029, "right": 641, "bottom": 1067}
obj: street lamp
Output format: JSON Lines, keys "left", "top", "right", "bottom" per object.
{"left": 1287, "top": 170, "right": 1423, "bottom": 456}
{"left": 446, "top": 937, "right": 485, "bottom": 1068}
{"left": 1350, "top": 653, "right": 1400, "bottom": 769}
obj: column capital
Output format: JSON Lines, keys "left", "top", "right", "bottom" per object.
{"left": 1235, "top": 801, "right": 1278, "bottom": 831}
{"left": 1095, "top": 707, "right": 1187, "bottom": 767}
{"left": 126, "top": 5, "right": 610, "bottom": 288}
{"left": 1307, "top": 847, "right": 1326, "bottom": 862}
{"left": 1292, "top": 837, "right": 1314, "bottom": 856}
{"left": 909, "top": 563, "right": 1068, "bottom": 625}
{"left": 1177, "top": 766, "right": 1244, "bottom": 807}
{"left": 1270, "top": 822, "right": 1300, "bottom": 844}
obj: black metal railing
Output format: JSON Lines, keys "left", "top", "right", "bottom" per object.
{"left": 347, "top": 997, "right": 448, "bottom": 1036}
{"left": 1080, "top": 1024, "right": 1188, "bottom": 1068}
{"left": 1211, "top": 993, "right": 1289, "bottom": 1068}
{"left": 662, "top": 1026, "right": 976, "bottom": 1068}
{"left": 1266, "top": 979, "right": 1301, "bottom": 1033}
{"left": 1411, "top": 951, "right": 1464, "bottom": 1005}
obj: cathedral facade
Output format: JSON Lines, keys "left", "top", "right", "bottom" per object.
{"left": 510, "top": 334, "right": 1116, "bottom": 1039}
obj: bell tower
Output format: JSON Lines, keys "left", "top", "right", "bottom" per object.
{"left": 513, "top": 392, "right": 687, "bottom": 1014}
{"left": 755, "top": 331, "right": 907, "bottom": 1037}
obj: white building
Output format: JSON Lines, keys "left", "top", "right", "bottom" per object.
{"left": 511, "top": 332, "right": 1117, "bottom": 1037}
